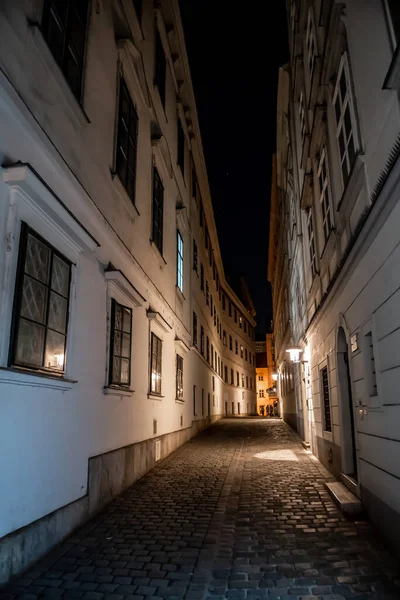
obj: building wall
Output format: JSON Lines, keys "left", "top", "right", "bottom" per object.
{"left": 0, "top": 0, "right": 256, "bottom": 581}
{"left": 272, "top": 0, "right": 400, "bottom": 555}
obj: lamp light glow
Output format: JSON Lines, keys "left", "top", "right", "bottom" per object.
{"left": 286, "top": 347, "right": 303, "bottom": 363}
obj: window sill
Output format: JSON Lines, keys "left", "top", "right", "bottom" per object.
{"left": 148, "top": 393, "right": 165, "bottom": 400}
{"left": 322, "top": 430, "right": 333, "bottom": 442}
{"left": 149, "top": 239, "right": 167, "bottom": 266}
{"left": 176, "top": 285, "right": 186, "bottom": 302}
{"left": 175, "top": 398, "right": 185, "bottom": 404}
{"left": 111, "top": 171, "right": 141, "bottom": 217}
{"left": 27, "top": 22, "right": 90, "bottom": 128}
{"left": 104, "top": 385, "right": 134, "bottom": 397}
{"left": 0, "top": 367, "right": 76, "bottom": 391}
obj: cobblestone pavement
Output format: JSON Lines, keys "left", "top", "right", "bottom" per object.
{"left": 2, "top": 418, "right": 400, "bottom": 600}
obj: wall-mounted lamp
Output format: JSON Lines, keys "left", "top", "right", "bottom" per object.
{"left": 286, "top": 347, "right": 303, "bottom": 363}
{"left": 272, "top": 372, "right": 278, "bottom": 381}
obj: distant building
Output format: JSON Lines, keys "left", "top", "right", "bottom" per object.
{"left": 270, "top": 0, "right": 400, "bottom": 555}
{"left": 0, "top": 0, "right": 256, "bottom": 582}
{"left": 255, "top": 331, "right": 278, "bottom": 416}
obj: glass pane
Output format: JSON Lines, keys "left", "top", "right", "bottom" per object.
{"left": 122, "top": 307, "right": 131, "bottom": 333}
{"left": 338, "top": 128, "right": 345, "bottom": 160}
{"left": 68, "top": 6, "right": 86, "bottom": 59}
{"left": 21, "top": 275, "right": 48, "bottom": 324}
{"left": 335, "top": 96, "right": 341, "bottom": 124}
{"left": 16, "top": 319, "right": 45, "bottom": 367}
{"left": 25, "top": 234, "right": 51, "bottom": 284}
{"left": 51, "top": 1, "right": 69, "bottom": 27}
{"left": 128, "top": 139, "right": 137, "bottom": 169}
{"left": 45, "top": 329, "right": 66, "bottom": 370}
{"left": 120, "top": 358, "right": 130, "bottom": 384}
{"left": 46, "top": 12, "right": 64, "bottom": 66}
{"left": 121, "top": 87, "right": 130, "bottom": 127}
{"left": 339, "top": 69, "right": 347, "bottom": 102}
{"left": 113, "top": 331, "right": 121, "bottom": 356}
{"left": 65, "top": 47, "right": 81, "bottom": 98}
{"left": 348, "top": 134, "right": 356, "bottom": 171}
{"left": 344, "top": 104, "right": 352, "bottom": 143}
{"left": 121, "top": 333, "right": 130, "bottom": 358}
{"left": 112, "top": 356, "right": 121, "bottom": 384}
{"left": 51, "top": 255, "right": 70, "bottom": 297}
{"left": 117, "top": 150, "right": 128, "bottom": 185}
{"left": 127, "top": 168, "right": 135, "bottom": 201}
{"left": 114, "top": 303, "right": 122, "bottom": 331}
{"left": 71, "top": 0, "right": 89, "bottom": 25}
{"left": 48, "top": 292, "right": 68, "bottom": 333}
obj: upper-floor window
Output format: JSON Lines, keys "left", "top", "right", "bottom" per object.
{"left": 235, "top": 340, "right": 239, "bottom": 355}
{"left": 224, "top": 365, "right": 228, "bottom": 383}
{"left": 109, "top": 300, "right": 132, "bottom": 387}
{"left": 222, "top": 294, "right": 226, "bottom": 311}
{"left": 206, "top": 281, "right": 209, "bottom": 305}
{"left": 150, "top": 332, "right": 162, "bottom": 394}
{"left": 244, "top": 321, "right": 247, "bottom": 334}
{"left": 236, "top": 371, "right": 239, "bottom": 386}
{"left": 333, "top": 53, "right": 357, "bottom": 186}
{"left": 177, "top": 230, "right": 184, "bottom": 293}
{"left": 229, "top": 335, "right": 233, "bottom": 351}
{"left": 299, "top": 91, "right": 306, "bottom": 143}
{"left": 321, "top": 366, "right": 332, "bottom": 432}
{"left": 155, "top": 28, "right": 166, "bottom": 107}
{"left": 9, "top": 224, "right": 71, "bottom": 374}
{"left": 152, "top": 167, "right": 164, "bottom": 254}
{"left": 200, "top": 326, "right": 205, "bottom": 355}
{"left": 306, "top": 7, "right": 317, "bottom": 79}
{"left": 259, "top": 375, "right": 263, "bottom": 381}
{"left": 239, "top": 315, "right": 243, "bottom": 329}
{"left": 42, "top": 0, "right": 89, "bottom": 100}
{"left": 230, "top": 368, "right": 234, "bottom": 385}
{"left": 317, "top": 149, "right": 334, "bottom": 243}
{"left": 223, "top": 330, "right": 227, "bottom": 346}
{"left": 132, "top": 0, "right": 142, "bottom": 22}
{"left": 240, "top": 345, "right": 244, "bottom": 358}
{"left": 178, "top": 118, "right": 185, "bottom": 175}
{"left": 176, "top": 355, "right": 184, "bottom": 400}
{"left": 241, "top": 374, "right": 245, "bottom": 388}
{"left": 245, "top": 348, "right": 248, "bottom": 361}
{"left": 200, "top": 263, "right": 204, "bottom": 291}
{"left": 117, "top": 79, "right": 138, "bottom": 205}
{"left": 193, "top": 311, "right": 198, "bottom": 347}
{"left": 193, "top": 239, "right": 198, "bottom": 273}
{"left": 384, "top": 0, "right": 400, "bottom": 49}
{"left": 306, "top": 207, "right": 317, "bottom": 278}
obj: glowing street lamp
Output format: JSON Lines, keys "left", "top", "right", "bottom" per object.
{"left": 286, "top": 346, "right": 303, "bottom": 363}
{"left": 272, "top": 372, "right": 278, "bottom": 381}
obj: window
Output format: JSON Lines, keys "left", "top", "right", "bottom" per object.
{"left": 321, "top": 366, "right": 331, "bottom": 432}
{"left": 224, "top": 365, "right": 228, "bottom": 383}
{"left": 306, "top": 7, "right": 317, "bottom": 79}
{"left": 176, "top": 231, "right": 184, "bottom": 293}
{"left": 222, "top": 294, "right": 226, "bottom": 311}
{"left": 206, "top": 281, "right": 209, "bottom": 305}
{"left": 229, "top": 302, "right": 232, "bottom": 317}
{"left": 229, "top": 335, "right": 233, "bottom": 351}
{"left": 176, "top": 355, "right": 184, "bottom": 400}
{"left": 109, "top": 300, "right": 132, "bottom": 386}
{"left": 246, "top": 376, "right": 248, "bottom": 388}
{"left": 193, "top": 239, "right": 198, "bottom": 273}
{"left": 240, "top": 345, "right": 244, "bottom": 358}
{"left": 205, "top": 226, "right": 209, "bottom": 249}
{"left": 210, "top": 344, "right": 214, "bottom": 368}
{"left": 177, "top": 118, "right": 185, "bottom": 175}
{"left": 230, "top": 369, "right": 234, "bottom": 385}
{"left": 152, "top": 167, "right": 164, "bottom": 254}
{"left": 9, "top": 225, "right": 71, "bottom": 373}
{"left": 210, "top": 294, "right": 213, "bottom": 317}
{"left": 259, "top": 375, "right": 264, "bottom": 381}
{"left": 193, "top": 312, "right": 198, "bottom": 347}
{"left": 259, "top": 390, "right": 264, "bottom": 398}
{"left": 236, "top": 371, "right": 239, "bottom": 386}
{"left": 299, "top": 91, "right": 306, "bottom": 143}
{"left": 241, "top": 374, "right": 245, "bottom": 388}
{"left": 333, "top": 54, "right": 357, "bottom": 186}
{"left": 250, "top": 379, "right": 252, "bottom": 390}
{"left": 41, "top": 0, "right": 89, "bottom": 100}
{"left": 155, "top": 28, "right": 166, "bottom": 107}
{"left": 306, "top": 207, "right": 317, "bottom": 278}
{"left": 116, "top": 80, "right": 139, "bottom": 204}
{"left": 245, "top": 348, "right": 248, "bottom": 361}
{"left": 223, "top": 330, "right": 227, "bottom": 346}
{"left": 364, "top": 331, "right": 378, "bottom": 397}
{"left": 214, "top": 307, "right": 216, "bottom": 326}
{"left": 239, "top": 315, "right": 243, "bottom": 328}
{"left": 200, "top": 263, "right": 204, "bottom": 291}
{"left": 150, "top": 333, "right": 162, "bottom": 394}
{"left": 206, "top": 336, "right": 210, "bottom": 362}
{"left": 318, "top": 149, "right": 333, "bottom": 242}
{"left": 384, "top": 0, "right": 400, "bottom": 49}
{"left": 217, "top": 356, "right": 220, "bottom": 375}
{"left": 132, "top": 0, "right": 142, "bottom": 21}
{"left": 235, "top": 340, "right": 238, "bottom": 355}
{"left": 244, "top": 321, "right": 247, "bottom": 334}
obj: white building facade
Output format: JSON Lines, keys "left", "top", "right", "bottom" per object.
{"left": 272, "top": 0, "right": 400, "bottom": 554}
{"left": 0, "top": 0, "right": 256, "bottom": 582}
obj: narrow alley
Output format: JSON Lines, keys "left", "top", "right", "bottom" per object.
{"left": 2, "top": 419, "right": 399, "bottom": 600}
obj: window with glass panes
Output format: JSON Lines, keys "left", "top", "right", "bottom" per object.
{"left": 176, "top": 231, "right": 184, "bottom": 292}
{"left": 109, "top": 300, "right": 132, "bottom": 386}
{"left": 193, "top": 239, "right": 198, "bottom": 272}
{"left": 230, "top": 368, "right": 234, "bottom": 384}
{"left": 333, "top": 54, "right": 357, "bottom": 186}
{"left": 176, "top": 355, "right": 183, "bottom": 400}
{"left": 306, "top": 7, "right": 317, "bottom": 79}
{"left": 41, "top": 0, "right": 89, "bottom": 100}
{"left": 200, "top": 326, "right": 205, "bottom": 355}
{"left": 318, "top": 149, "right": 333, "bottom": 242}
{"left": 9, "top": 224, "right": 71, "bottom": 373}
{"left": 321, "top": 366, "right": 332, "bottom": 432}
{"left": 116, "top": 79, "right": 138, "bottom": 204}
{"left": 306, "top": 207, "right": 317, "bottom": 277}
{"left": 150, "top": 333, "right": 162, "bottom": 394}
{"left": 154, "top": 28, "right": 166, "bottom": 107}
{"left": 229, "top": 335, "right": 233, "bottom": 350}
{"left": 193, "top": 311, "right": 198, "bottom": 347}
{"left": 200, "top": 263, "right": 204, "bottom": 290}
{"left": 152, "top": 167, "right": 164, "bottom": 253}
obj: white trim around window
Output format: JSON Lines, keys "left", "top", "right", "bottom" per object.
{"left": 317, "top": 148, "right": 334, "bottom": 243}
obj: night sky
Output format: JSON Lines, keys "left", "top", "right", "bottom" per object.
{"left": 179, "top": 2, "right": 289, "bottom": 334}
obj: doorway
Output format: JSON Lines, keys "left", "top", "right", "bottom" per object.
{"left": 337, "top": 326, "right": 358, "bottom": 482}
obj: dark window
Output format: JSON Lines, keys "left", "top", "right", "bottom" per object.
{"left": 132, "top": 0, "right": 142, "bottom": 21}
{"left": 109, "top": 300, "right": 132, "bottom": 386}
{"left": 206, "top": 281, "right": 209, "bottom": 305}
{"left": 235, "top": 340, "right": 238, "bottom": 355}
{"left": 236, "top": 371, "right": 239, "bottom": 386}
{"left": 200, "top": 326, "right": 205, "bottom": 355}
{"left": 224, "top": 365, "right": 228, "bottom": 383}
{"left": 321, "top": 366, "right": 332, "bottom": 432}
{"left": 206, "top": 336, "right": 210, "bottom": 362}
{"left": 210, "top": 294, "right": 213, "bottom": 316}
{"left": 176, "top": 354, "right": 183, "bottom": 400}
{"left": 244, "top": 321, "right": 247, "bottom": 334}
{"left": 245, "top": 348, "right": 248, "bottom": 361}
{"left": 241, "top": 374, "right": 245, "bottom": 388}
{"left": 246, "top": 375, "right": 249, "bottom": 388}
{"left": 230, "top": 368, "right": 234, "bottom": 385}
{"left": 229, "top": 302, "right": 232, "bottom": 317}
{"left": 178, "top": 118, "right": 185, "bottom": 174}
{"left": 154, "top": 28, "right": 166, "bottom": 107}
{"left": 211, "top": 344, "right": 214, "bottom": 368}
{"left": 9, "top": 224, "right": 71, "bottom": 373}
{"left": 214, "top": 307, "right": 216, "bottom": 326}
{"left": 387, "top": 0, "right": 400, "bottom": 46}
{"left": 223, "top": 330, "right": 227, "bottom": 346}
{"left": 177, "top": 230, "right": 184, "bottom": 293}
{"left": 200, "top": 263, "right": 204, "bottom": 291}
{"left": 193, "top": 239, "right": 198, "bottom": 272}
{"left": 193, "top": 311, "right": 198, "bottom": 347}
{"left": 116, "top": 79, "right": 138, "bottom": 204}
{"left": 222, "top": 294, "right": 226, "bottom": 311}
{"left": 205, "top": 226, "right": 209, "bottom": 249}
{"left": 150, "top": 332, "right": 162, "bottom": 394}
{"left": 229, "top": 335, "right": 233, "bottom": 351}
{"left": 152, "top": 167, "right": 164, "bottom": 254}
{"left": 41, "top": 0, "right": 89, "bottom": 100}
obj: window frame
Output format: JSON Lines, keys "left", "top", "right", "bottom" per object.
{"left": 193, "top": 238, "right": 198, "bottom": 273}
{"left": 152, "top": 166, "right": 164, "bottom": 255}
{"left": 176, "top": 230, "right": 184, "bottom": 293}
{"left": 193, "top": 311, "right": 198, "bottom": 347}
{"left": 109, "top": 299, "right": 132, "bottom": 387}
{"left": 116, "top": 79, "right": 139, "bottom": 206}
{"left": 306, "top": 206, "right": 317, "bottom": 278}
{"left": 176, "top": 354, "right": 184, "bottom": 401}
{"left": 317, "top": 148, "right": 334, "bottom": 243}
{"left": 320, "top": 365, "right": 332, "bottom": 433}
{"left": 150, "top": 332, "right": 162, "bottom": 395}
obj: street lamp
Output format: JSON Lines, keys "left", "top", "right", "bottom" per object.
{"left": 286, "top": 346, "right": 303, "bottom": 363}
{"left": 272, "top": 372, "right": 278, "bottom": 381}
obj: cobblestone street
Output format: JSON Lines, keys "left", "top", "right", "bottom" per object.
{"left": 2, "top": 418, "right": 400, "bottom": 600}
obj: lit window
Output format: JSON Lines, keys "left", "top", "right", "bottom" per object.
{"left": 176, "top": 354, "right": 184, "bottom": 400}
{"left": 240, "top": 345, "right": 244, "bottom": 358}
{"left": 333, "top": 53, "right": 358, "bottom": 186}
{"left": 109, "top": 300, "right": 132, "bottom": 386}
{"left": 239, "top": 315, "right": 243, "bottom": 328}
{"left": 41, "top": 0, "right": 89, "bottom": 100}
{"left": 150, "top": 333, "right": 162, "bottom": 394}
{"left": 152, "top": 167, "right": 164, "bottom": 253}
{"left": 318, "top": 148, "right": 334, "bottom": 242}
{"left": 306, "top": 7, "right": 317, "bottom": 79}
{"left": 321, "top": 366, "right": 331, "bottom": 432}
{"left": 10, "top": 224, "right": 71, "bottom": 374}
{"left": 176, "top": 230, "right": 184, "bottom": 293}
{"left": 306, "top": 207, "right": 317, "bottom": 278}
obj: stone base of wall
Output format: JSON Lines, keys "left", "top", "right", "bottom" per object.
{"left": 283, "top": 412, "right": 297, "bottom": 431}
{"left": 361, "top": 485, "right": 400, "bottom": 560}
{"left": 0, "top": 415, "right": 221, "bottom": 585}
{"left": 315, "top": 435, "right": 341, "bottom": 478}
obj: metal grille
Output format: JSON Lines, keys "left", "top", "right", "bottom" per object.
{"left": 321, "top": 366, "right": 332, "bottom": 432}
